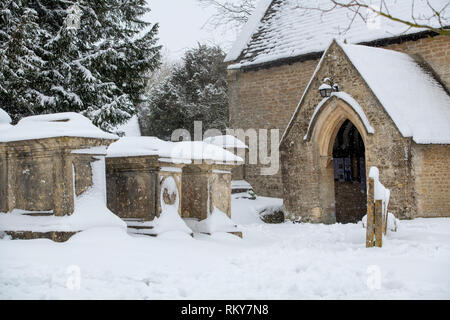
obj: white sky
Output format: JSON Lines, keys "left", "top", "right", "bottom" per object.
{"left": 144, "top": 0, "right": 241, "bottom": 61}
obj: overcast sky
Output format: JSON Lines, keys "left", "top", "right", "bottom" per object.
{"left": 144, "top": 0, "right": 241, "bottom": 61}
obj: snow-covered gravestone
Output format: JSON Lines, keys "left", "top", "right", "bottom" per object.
{"left": 105, "top": 137, "right": 243, "bottom": 237}
{"left": 0, "top": 112, "right": 122, "bottom": 241}
{"left": 151, "top": 175, "right": 193, "bottom": 235}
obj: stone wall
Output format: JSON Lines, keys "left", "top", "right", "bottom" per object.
{"left": 228, "top": 35, "right": 450, "bottom": 198}
{"left": 211, "top": 170, "right": 232, "bottom": 217}
{"left": 412, "top": 144, "right": 450, "bottom": 217}
{"left": 181, "top": 164, "right": 233, "bottom": 220}
{"left": 105, "top": 156, "right": 160, "bottom": 220}
{"left": 0, "top": 137, "right": 113, "bottom": 216}
{"left": 227, "top": 59, "right": 318, "bottom": 197}
{"left": 280, "top": 42, "right": 417, "bottom": 222}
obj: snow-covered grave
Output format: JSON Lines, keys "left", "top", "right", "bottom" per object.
{"left": 204, "top": 135, "right": 253, "bottom": 194}
{"left": 0, "top": 110, "right": 123, "bottom": 241}
{"left": 105, "top": 136, "right": 244, "bottom": 237}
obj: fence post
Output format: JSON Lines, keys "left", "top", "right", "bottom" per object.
{"left": 383, "top": 202, "right": 388, "bottom": 236}
{"left": 374, "top": 199, "right": 383, "bottom": 247}
{"left": 366, "top": 177, "right": 375, "bottom": 248}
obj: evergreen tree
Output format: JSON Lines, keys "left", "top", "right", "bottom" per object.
{"left": 144, "top": 44, "right": 228, "bottom": 140}
{"left": 0, "top": 1, "right": 45, "bottom": 122}
{"left": 0, "top": 0, "right": 161, "bottom": 130}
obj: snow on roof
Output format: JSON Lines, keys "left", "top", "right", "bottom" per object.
{"left": 282, "top": 40, "right": 450, "bottom": 145}
{"left": 203, "top": 135, "right": 248, "bottom": 149}
{"left": 0, "top": 108, "right": 12, "bottom": 124}
{"left": 225, "top": 0, "right": 273, "bottom": 63}
{"left": 304, "top": 91, "right": 375, "bottom": 140}
{"left": 107, "top": 137, "right": 243, "bottom": 164}
{"left": 226, "top": 0, "right": 448, "bottom": 69}
{"left": 0, "top": 112, "right": 118, "bottom": 143}
{"left": 340, "top": 41, "right": 450, "bottom": 144}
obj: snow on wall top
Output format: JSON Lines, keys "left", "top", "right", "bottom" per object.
{"left": 0, "top": 112, "right": 118, "bottom": 142}
{"left": 340, "top": 41, "right": 450, "bottom": 144}
{"left": 107, "top": 137, "right": 243, "bottom": 164}
{"left": 226, "top": 0, "right": 448, "bottom": 69}
{"left": 203, "top": 135, "right": 248, "bottom": 149}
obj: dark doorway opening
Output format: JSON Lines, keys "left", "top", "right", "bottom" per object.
{"left": 332, "top": 120, "right": 367, "bottom": 223}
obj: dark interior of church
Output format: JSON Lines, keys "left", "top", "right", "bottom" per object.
{"left": 332, "top": 120, "right": 367, "bottom": 223}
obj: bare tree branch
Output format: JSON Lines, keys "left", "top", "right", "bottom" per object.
{"left": 302, "top": 0, "right": 449, "bottom": 36}
{"left": 198, "top": 0, "right": 257, "bottom": 31}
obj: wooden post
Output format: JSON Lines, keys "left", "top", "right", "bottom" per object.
{"left": 374, "top": 200, "right": 383, "bottom": 247}
{"left": 383, "top": 202, "right": 388, "bottom": 236}
{"left": 366, "top": 177, "right": 375, "bottom": 248}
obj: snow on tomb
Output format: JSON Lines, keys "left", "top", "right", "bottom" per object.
{"left": 0, "top": 111, "right": 124, "bottom": 242}
{"left": 105, "top": 137, "right": 244, "bottom": 237}
{"left": 203, "top": 135, "right": 253, "bottom": 194}
{"left": 0, "top": 108, "right": 12, "bottom": 125}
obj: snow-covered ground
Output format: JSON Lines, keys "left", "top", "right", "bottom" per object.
{"left": 1, "top": 195, "right": 449, "bottom": 300}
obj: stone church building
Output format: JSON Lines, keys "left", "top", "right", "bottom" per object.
{"left": 225, "top": 0, "right": 450, "bottom": 201}
{"left": 280, "top": 40, "right": 450, "bottom": 222}
{"left": 225, "top": 0, "right": 450, "bottom": 221}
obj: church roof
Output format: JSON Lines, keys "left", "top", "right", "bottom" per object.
{"left": 282, "top": 41, "right": 450, "bottom": 144}
{"left": 225, "top": 0, "right": 448, "bottom": 69}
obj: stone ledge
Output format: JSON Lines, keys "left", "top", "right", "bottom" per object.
{"left": 5, "top": 230, "right": 78, "bottom": 242}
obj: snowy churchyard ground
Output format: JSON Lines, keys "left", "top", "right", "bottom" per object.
{"left": 1, "top": 193, "right": 450, "bottom": 300}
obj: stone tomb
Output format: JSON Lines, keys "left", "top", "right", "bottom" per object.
{"left": 203, "top": 135, "right": 253, "bottom": 194}
{"left": 0, "top": 112, "right": 121, "bottom": 241}
{"left": 106, "top": 137, "right": 243, "bottom": 237}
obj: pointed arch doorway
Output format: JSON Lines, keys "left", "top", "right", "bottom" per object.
{"left": 306, "top": 95, "right": 372, "bottom": 224}
{"left": 332, "top": 119, "right": 366, "bottom": 223}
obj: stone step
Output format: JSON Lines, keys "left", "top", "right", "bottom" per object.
{"left": 122, "top": 218, "right": 154, "bottom": 229}
{"left": 127, "top": 228, "right": 158, "bottom": 237}
{"left": 126, "top": 224, "right": 154, "bottom": 230}
{"left": 22, "top": 212, "right": 54, "bottom": 217}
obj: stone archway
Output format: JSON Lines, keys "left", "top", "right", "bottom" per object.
{"left": 308, "top": 96, "right": 372, "bottom": 224}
